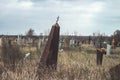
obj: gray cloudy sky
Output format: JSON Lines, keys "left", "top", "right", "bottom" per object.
{"left": 0, "top": 0, "right": 120, "bottom": 36}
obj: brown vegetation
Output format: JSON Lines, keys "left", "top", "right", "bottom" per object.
{"left": 0, "top": 43, "right": 120, "bottom": 80}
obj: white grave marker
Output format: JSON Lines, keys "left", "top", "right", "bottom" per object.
{"left": 70, "top": 39, "right": 74, "bottom": 47}
{"left": 24, "top": 53, "right": 31, "bottom": 60}
{"left": 38, "top": 38, "right": 42, "bottom": 50}
{"left": 106, "top": 44, "right": 111, "bottom": 55}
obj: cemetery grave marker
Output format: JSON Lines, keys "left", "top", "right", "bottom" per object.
{"left": 38, "top": 21, "right": 60, "bottom": 70}
{"left": 70, "top": 38, "right": 75, "bottom": 47}
{"left": 38, "top": 38, "right": 42, "bottom": 50}
{"left": 96, "top": 49, "right": 104, "bottom": 65}
{"left": 106, "top": 44, "right": 111, "bottom": 55}
{"left": 17, "top": 35, "right": 20, "bottom": 45}
{"left": 0, "top": 38, "right": 2, "bottom": 47}
{"left": 112, "top": 38, "right": 115, "bottom": 48}
{"left": 96, "top": 35, "right": 105, "bottom": 65}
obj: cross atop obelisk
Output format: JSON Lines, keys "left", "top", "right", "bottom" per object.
{"left": 56, "top": 16, "right": 59, "bottom": 23}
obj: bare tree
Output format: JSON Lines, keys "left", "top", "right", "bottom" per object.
{"left": 26, "top": 28, "right": 34, "bottom": 37}
{"left": 113, "top": 29, "right": 120, "bottom": 46}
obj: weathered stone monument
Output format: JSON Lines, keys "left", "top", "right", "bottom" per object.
{"left": 70, "top": 38, "right": 75, "bottom": 47}
{"left": 38, "top": 17, "right": 60, "bottom": 70}
{"left": 38, "top": 38, "right": 42, "bottom": 50}
{"left": 0, "top": 37, "right": 2, "bottom": 47}
{"left": 112, "top": 38, "right": 115, "bottom": 48}
{"left": 96, "top": 35, "right": 106, "bottom": 65}
{"left": 59, "top": 40, "right": 63, "bottom": 49}
{"left": 96, "top": 49, "right": 103, "bottom": 65}
{"left": 65, "top": 38, "right": 70, "bottom": 48}
{"left": 106, "top": 44, "right": 111, "bottom": 55}
{"left": 17, "top": 35, "right": 19, "bottom": 45}
{"left": 88, "top": 36, "right": 91, "bottom": 44}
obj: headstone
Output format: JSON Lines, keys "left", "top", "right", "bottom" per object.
{"left": 38, "top": 38, "right": 42, "bottom": 50}
{"left": 28, "top": 38, "right": 32, "bottom": 43}
{"left": 106, "top": 44, "right": 111, "bottom": 55}
{"left": 0, "top": 38, "right": 2, "bottom": 47}
{"left": 17, "top": 35, "right": 20, "bottom": 45}
{"left": 76, "top": 40, "right": 80, "bottom": 47}
{"left": 112, "top": 38, "right": 115, "bottom": 48}
{"left": 42, "top": 36, "right": 45, "bottom": 44}
{"left": 8, "top": 39, "right": 12, "bottom": 46}
{"left": 70, "top": 39, "right": 74, "bottom": 47}
{"left": 66, "top": 38, "right": 69, "bottom": 47}
{"left": 65, "top": 38, "right": 70, "bottom": 48}
{"left": 24, "top": 53, "right": 31, "bottom": 60}
{"left": 90, "top": 41, "right": 93, "bottom": 45}
{"left": 96, "top": 49, "right": 103, "bottom": 65}
{"left": 59, "top": 41, "right": 62, "bottom": 49}
{"left": 21, "top": 38, "right": 24, "bottom": 45}
{"left": 88, "top": 36, "right": 91, "bottom": 44}
{"left": 38, "top": 23, "right": 60, "bottom": 70}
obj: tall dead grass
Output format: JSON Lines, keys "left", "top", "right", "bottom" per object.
{"left": 0, "top": 44, "right": 120, "bottom": 80}
{"left": 1, "top": 38, "right": 23, "bottom": 72}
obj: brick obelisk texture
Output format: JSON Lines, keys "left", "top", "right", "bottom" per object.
{"left": 38, "top": 23, "right": 60, "bottom": 70}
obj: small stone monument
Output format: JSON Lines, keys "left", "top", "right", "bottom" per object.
{"left": 17, "top": 35, "right": 20, "bottom": 45}
{"left": 106, "top": 44, "right": 111, "bottom": 55}
{"left": 0, "top": 38, "right": 2, "bottom": 47}
{"left": 38, "top": 38, "right": 42, "bottom": 50}
{"left": 70, "top": 39, "right": 74, "bottom": 47}
{"left": 96, "top": 48, "right": 105, "bottom": 65}
{"left": 112, "top": 38, "right": 115, "bottom": 48}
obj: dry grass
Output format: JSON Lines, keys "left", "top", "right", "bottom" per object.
{"left": 0, "top": 45, "right": 120, "bottom": 80}
{"left": 1, "top": 39, "right": 23, "bottom": 72}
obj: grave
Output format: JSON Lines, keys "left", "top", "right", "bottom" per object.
{"left": 70, "top": 38, "right": 75, "bottom": 47}
{"left": 112, "top": 38, "right": 115, "bottom": 48}
{"left": 17, "top": 35, "right": 21, "bottom": 45}
{"left": 106, "top": 44, "right": 111, "bottom": 55}
{"left": 0, "top": 38, "right": 2, "bottom": 47}
{"left": 38, "top": 38, "right": 42, "bottom": 50}
{"left": 96, "top": 49, "right": 105, "bottom": 65}
{"left": 38, "top": 22, "right": 60, "bottom": 70}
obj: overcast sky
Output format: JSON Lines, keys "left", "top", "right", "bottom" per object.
{"left": 0, "top": 0, "right": 120, "bottom": 36}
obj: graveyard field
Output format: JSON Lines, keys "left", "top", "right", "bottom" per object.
{"left": 0, "top": 45, "right": 120, "bottom": 80}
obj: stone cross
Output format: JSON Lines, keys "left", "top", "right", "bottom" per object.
{"left": 56, "top": 16, "right": 59, "bottom": 23}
